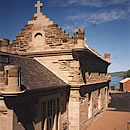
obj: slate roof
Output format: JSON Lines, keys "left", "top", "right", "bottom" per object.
{"left": 8, "top": 54, "right": 67, "bottom": 90}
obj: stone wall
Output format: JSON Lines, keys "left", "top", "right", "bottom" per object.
{"left": 79, "top": 93, "right": 88, "bottom": 130}
{"left": 79, "top": 86, "right": 109, "bottom": 130}
{"left": 0, "top": 97, "right": 13, "bottom": 130}
{"left": 9, "top": 24, "right": 34, "bottom": 53}
{"left": 60, "top": 88, "right": 69, "bottom": 130}
{"left": 92, "top": 90, "right": 99, "bottom": 116}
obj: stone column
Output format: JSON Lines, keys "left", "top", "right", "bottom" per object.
{"left": 68, "top": 88, "right": 80, "bottom": 130}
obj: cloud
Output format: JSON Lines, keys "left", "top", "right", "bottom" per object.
{"left": 52, "top": 0, "right": 103, "bottom": 7}
{"left": 63, "top": 8, "right": 128, "bottom": 32}
{"left": 106, "top": 0, "right": 128, "bottom": 5}
{"left": 52, "top": 0, "right": 129, "bottom": 8}
{"left": 66, "top": 9, "right": 127, "bottom": 24}
{"left": 55, "top": 0, "right": 130, "bottom": 32}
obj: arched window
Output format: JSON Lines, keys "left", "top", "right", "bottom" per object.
{"left": 34, "top": 33, "right": 43, "bottom": 38}
{"left": 32, "top": 31, "right": 45, "bottom": 51}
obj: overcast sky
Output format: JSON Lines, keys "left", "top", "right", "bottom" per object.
{"left": 0, "top": 0, "right": 130, "bottom": 72}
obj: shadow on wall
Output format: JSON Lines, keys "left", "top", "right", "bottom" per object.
{"left": 72, "top": 50, "right": 109, "bottom": 84}
{"left": 4, "top": 88, "right": 70, "bottom": 130}
{"left": 108, "top": 92, "right": 130, "bottom": 112}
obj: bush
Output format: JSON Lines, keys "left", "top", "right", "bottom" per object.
{"left": 124, "top": 70, "right": 130, "bottom": 78}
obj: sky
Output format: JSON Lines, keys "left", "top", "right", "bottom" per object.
{"left": 0, "top": 0, "right": 130, "bottom": 73}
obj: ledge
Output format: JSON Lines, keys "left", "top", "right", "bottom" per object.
{"left": 0, "top": 90, "right": 25, "bottom": 97}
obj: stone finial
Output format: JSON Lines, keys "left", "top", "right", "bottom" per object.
{"left": 0, "top": 39, "right": 9, "bottom": 52}
{"left": 28, "top": 0, "right": 54, "bottom": 25}
{"left": 104, "top": 53, "right": 110, "bottom": 63}
{"left": 34, "top": 1, "right": 43, "bottom": 17}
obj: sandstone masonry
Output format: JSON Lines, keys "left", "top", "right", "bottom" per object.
{"left": 0, "top": 1, "right": 111, "bottom": 130}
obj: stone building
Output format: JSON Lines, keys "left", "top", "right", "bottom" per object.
{"left": 0, "top": 1, "right": 111, "bottom": 130}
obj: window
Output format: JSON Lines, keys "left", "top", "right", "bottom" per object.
{"left": 88, "top": 92, "right": 92, "bottom": 119}
{"left": 98, "top": 89, "right": 101, "bottom": 110}
{"left": 32, "top": 31, "right": 45, "bottom": 51}
{"left": 5, "top": 70, "right": 8, "bottom": 85}
{"left": 34, "top": 33, "right": 43, "bottom": 38}
{"left": 42, "top": 98, "right": 60, "bottom": 130}
{"left": 47, "top": 100, "right": 55, "bottom": 130}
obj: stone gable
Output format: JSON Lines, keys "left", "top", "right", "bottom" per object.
{"left": 9, "top": 22, "right": 76, "bottom": 53}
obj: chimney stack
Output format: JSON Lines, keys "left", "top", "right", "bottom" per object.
{"left": 0, "top": 39, "right": 9, "bottom": 53}
{"left": 4, "top": 65, "right": 21, "bottom": 92}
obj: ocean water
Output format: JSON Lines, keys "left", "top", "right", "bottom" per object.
{"left": 109, "top": 77, "right": 123, "bottom": 88}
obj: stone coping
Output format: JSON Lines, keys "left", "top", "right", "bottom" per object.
{"left": 0, "top": 90, "right": 25, "bottom": 97}
{"left": 70, "top": 81, "right": 109, "bottom": 88}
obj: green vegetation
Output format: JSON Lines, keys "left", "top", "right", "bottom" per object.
{"left": 124, "top": 70, "right": 130, "bottom": 78}
{"left": 109, "top": 70, "right": 130, "bottom": 78}
{"left": 109, "top": 71, "right": 126, "bottom": 77}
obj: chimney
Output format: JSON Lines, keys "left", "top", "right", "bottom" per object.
{"left": 74, "top": 29, "right": 85, "bottom": 48}
{"left": 104, "top": 53, "right": 110, "bottom": 63}
{"left": 0, "top": 39, "right": 9, "bottom": 53}
{"left": 4, "top": 65, "right": 21, "bottom": 92}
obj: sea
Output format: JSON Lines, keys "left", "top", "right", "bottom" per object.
{"left": 109, "top": 77, "right": 123, "bottom": 88}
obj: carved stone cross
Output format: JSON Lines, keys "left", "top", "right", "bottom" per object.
{"left": 35, "top": 1, "right": 43, "bottom": 17}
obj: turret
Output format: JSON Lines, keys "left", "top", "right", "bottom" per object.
{"left": 104, "top": 53, "right": 110, "bottom": 63}
{"left": 4, "top": 65, "right": 21, "bottom": 92}
{"left": 74, "top": 29, "right": 85, "bottom": 48}
{"left": 0, "top": 39, "right": 9, "bottom": 52}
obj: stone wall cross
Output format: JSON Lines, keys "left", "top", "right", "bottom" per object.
{"left": 35, "top": 1, "right": 43, "bottom": 17}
